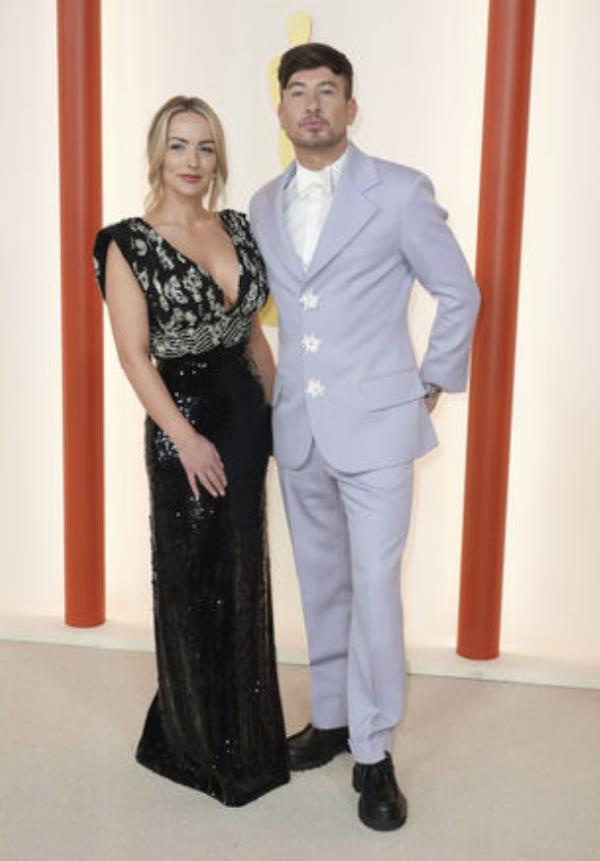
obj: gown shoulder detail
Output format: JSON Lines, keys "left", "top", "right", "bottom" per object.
{"left": 92, "top": 219, "right": 149, "bottom": 299}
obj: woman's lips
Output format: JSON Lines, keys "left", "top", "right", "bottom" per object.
{"left": 180, "top": 174, "right": 202, "bottom": 182}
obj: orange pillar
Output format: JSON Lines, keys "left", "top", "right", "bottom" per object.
{"left": 57, "top": 0, "right": 105, "bottom": 626}
{"left": 457, "top": 0, "right": 536, "bottom": 658}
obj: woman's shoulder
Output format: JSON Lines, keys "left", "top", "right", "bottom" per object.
{"left": 93, "top": 217, "right": 152, "bottom": 279}
{"left": 220, "top": 209, "right": 262, "bottom": 248}
{"left": 219, "top": 208, "right": 249, "bottom": 229}
{"left": 93, "top": 218, "right": 155, "bottom": 297}
{"left": 94, "top": 217, "right": 157, "bottom": 260}
{"left": 94, "top": 217, "right": 131, "bottom": 249}
{"left": 95, "top": 216, "right": 149, "bottom": 242}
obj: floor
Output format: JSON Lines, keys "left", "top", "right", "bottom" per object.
{"left": 1, "top": 641, "right": 599, "bottom": 861}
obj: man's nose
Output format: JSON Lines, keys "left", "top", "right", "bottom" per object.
{"left": 305, "top": 91, "right": 320, "bottom": 111}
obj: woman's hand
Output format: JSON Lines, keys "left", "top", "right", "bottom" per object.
{"left": 103, "top": 243, "right": 227, "bottom": 500}
{"left": 178, "top": 433, "right": 227, "bottom": 499}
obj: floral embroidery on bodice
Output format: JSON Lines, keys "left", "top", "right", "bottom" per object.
{"left": 93, "top": 209, "right": 268, "bottom": 358}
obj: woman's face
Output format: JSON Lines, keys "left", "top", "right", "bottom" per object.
{"left": 160, "top": 111, "right": 218, "bottom": 202}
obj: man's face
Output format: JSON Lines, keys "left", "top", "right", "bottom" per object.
{"left": 278, "top": 66, "right": 357, "bottom": 153}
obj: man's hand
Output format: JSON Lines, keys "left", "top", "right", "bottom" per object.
{"left": 423, "top": 382, "right": 442, "bottom": 414}
{"left": 424, "top": 391, "right": 441, "bottom": 413}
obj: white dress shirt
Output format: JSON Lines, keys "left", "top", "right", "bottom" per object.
{"left": 284, "top": 149, "right": 348, "bottom": 270}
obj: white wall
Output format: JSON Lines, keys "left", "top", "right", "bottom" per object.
{"left": 502, "top": 0, "right": 600, "bottom": 665}
{"left": 0, "top": 0, "right": 63, "bottom": 616}
{"left": 1, "top": 0, "right": 599, "bottom": 678}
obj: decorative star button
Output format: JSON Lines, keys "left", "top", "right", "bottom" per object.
{"left": 301, "top": 334, "right": 321, "bottom": 354}
{"left": 299, "top": 289, "right": 319, "bottom": 311}
{"left": 306, "top": 378, "right": 325, "bottom": 398}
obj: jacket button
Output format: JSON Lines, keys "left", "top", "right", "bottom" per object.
{"left": 306, "top": 378, "right": 325, "bottom": 398}
{"left": 302, "top": 334, "right": 321, "bottom": 354}
{"left": 299, "top": 289, "right": 319, "bottom": 311}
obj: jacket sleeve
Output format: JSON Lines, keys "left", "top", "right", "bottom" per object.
{"left": 401, "top": 173, "right": 480, "bottom": 392}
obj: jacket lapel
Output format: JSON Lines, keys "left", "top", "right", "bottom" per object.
{"left": 255, "top": 163, "right": 305, "bottom": 282}
{"left": 306, "top": 143, "right": 380, "bottom": 281}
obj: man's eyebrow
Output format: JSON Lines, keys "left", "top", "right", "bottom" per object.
{"left": 287, "top": 79, "right": 339, "bottom": 89}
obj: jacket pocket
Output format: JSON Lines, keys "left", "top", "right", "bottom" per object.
{"left": 361, "top": 368, "right": 425, "bottom": 411}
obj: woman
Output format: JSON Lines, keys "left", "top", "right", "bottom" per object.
{"left": 93, "top": 96, "right": 289, "bottom": 805}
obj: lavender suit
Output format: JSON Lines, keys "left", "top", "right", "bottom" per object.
{"left": 249, "top": 142, "right": 480, "bottom": 763}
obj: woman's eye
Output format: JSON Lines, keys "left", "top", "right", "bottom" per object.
{"left": 200, "top": 146, "right": 215, "bottom": 155}
{"left": 169, "top": 143, "right": 184, "bottom": 151}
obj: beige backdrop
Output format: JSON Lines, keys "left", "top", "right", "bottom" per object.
{"left": 1, "top": 0, "right": 599, "bottom": 685}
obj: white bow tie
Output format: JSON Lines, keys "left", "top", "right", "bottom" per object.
{"left": 296, "top": 164, "right": 333, "bottom": 197}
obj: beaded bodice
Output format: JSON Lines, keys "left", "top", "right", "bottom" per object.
{"left": 93, "top": 210, "right": 268, "bottom": 358}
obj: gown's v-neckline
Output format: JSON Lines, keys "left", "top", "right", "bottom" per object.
{"left": 136, "top": 213, "right": 242, "bottom": 312}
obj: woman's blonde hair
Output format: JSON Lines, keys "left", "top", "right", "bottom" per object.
{"left": 144, "top": 96, "right": 228, "bottom": 214}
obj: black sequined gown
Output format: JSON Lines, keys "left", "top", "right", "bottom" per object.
{"left": 94, "top": 211, "right": 289, "bottom": 805}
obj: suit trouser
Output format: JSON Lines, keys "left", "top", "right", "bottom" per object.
{"left": 278, "top": 440, "right": 414, "bottom": 764}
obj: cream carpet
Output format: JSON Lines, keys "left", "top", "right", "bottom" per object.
{"left": 1, "top": 642, "right": 599, "bottom": 860}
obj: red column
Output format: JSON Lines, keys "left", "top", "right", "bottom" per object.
{"left": 57, "top": 0, "right": 105, "bottom": 626}
{"left": 457, "top": 0, "right": 536, "bottom": 658}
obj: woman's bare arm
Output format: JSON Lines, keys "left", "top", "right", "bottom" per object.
{"left": 105, "top": 241, "right": 226, "bottom": 497}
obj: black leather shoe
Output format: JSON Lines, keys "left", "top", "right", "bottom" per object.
{"left": 353, "top": 752, "right": 408, "bottom": 831}
{"left": 287, "top": 722, "right": 349, "bottom": 771}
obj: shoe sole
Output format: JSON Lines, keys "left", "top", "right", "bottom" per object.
{"left": 289, "top": 742, "right": 350, "bottom": 772}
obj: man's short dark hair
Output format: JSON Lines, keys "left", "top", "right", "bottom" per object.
{"left": 278, "top": 43, "right": 354, "bottom": 99}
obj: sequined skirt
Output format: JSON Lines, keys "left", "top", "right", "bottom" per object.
{"left": 136, "top": 344, "right": 290, "bottom": 806}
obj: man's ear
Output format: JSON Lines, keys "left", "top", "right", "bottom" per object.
{"left": 347, "top": 98, "right": 358, "bottom": 126}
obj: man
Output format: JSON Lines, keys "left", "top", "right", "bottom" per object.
{"left": 249, "top": 43, "right": 480, "bottom": 831}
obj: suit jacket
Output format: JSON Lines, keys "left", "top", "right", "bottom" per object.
{"left": 249, "top": 142, "right": 480, "bottom": 472}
